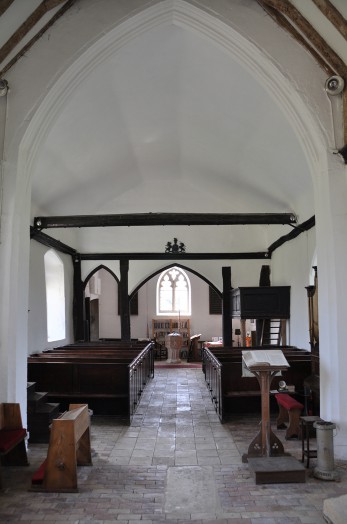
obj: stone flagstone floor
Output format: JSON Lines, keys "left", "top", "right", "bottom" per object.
{"left": 1, "top": 366, "right": 347, "bottom": 523}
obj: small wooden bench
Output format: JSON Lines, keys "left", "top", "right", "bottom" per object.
{"left": 30, "top": 403, "right": 92, "bottom": 492}
{"left": 0, "top": 403, "right": 29, "bottom": 489}
{"left": 275, "top": 393, "right": 304, "bottom": 440}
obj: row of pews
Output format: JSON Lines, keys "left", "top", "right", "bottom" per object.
{"left": 27, "top": 340, "right": 154, "bottom": 423}
{"left": 202, "top": 345, "right": 315, "bottom": 422}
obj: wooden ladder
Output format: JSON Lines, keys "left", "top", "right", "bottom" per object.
{"left": 260, "top": 319, "right": 286, "bottom": 346}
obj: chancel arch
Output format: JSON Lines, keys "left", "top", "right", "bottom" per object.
{"left": 1, "top": 0, "right": 346, "bottom": 461}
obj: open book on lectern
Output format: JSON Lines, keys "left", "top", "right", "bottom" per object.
{"left": 242, "top": 349, "right": 289, "bottom": 377}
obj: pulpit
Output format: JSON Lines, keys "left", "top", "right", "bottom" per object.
{"left": 165, "top": 332, "right": 182, "bottom": 363}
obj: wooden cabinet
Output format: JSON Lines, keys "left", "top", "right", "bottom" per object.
{"left": 152, "top": 318, "right": 190, "bottom": 347}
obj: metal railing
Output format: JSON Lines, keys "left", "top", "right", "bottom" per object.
{"left": 202, "top": 347, "right": 223, "bottom": 421}
{"left": 129, "top": 342, "right": 154, "bottom": 421}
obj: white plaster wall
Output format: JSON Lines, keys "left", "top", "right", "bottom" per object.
{"left": 270, "top": 227, "right": 316, "bottom": 351}
{"left": 98, "top": 270, "right": 120, "bottom": 339}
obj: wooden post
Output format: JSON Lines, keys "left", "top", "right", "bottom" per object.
{"left": 240, "top": 319, "right": 247, "bottom": 346}
{"left": 73, "top": 255, "right": 85, "bottom": 341}
{"left": 222, "top": 267, "right": 232, "bottom": 347}
{"left": 120, "top": 259, "right": 131, "bottom": 343}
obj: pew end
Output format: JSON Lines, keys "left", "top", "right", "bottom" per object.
{"left": 30, "top": 403, "right": 92, "bottom": 493}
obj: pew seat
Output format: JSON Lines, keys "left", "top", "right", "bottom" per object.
{"left": 0, "top": 403, "right": 29, "bottom": 489}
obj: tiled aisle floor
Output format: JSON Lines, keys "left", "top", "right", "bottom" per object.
{"left": 1, "top": 367, "right": 347, "bottom": 523}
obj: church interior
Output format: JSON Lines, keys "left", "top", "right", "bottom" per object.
{"left": 1, "top": 0, "right": 347, "bottom": 522}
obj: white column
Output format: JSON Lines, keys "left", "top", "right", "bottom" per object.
{"left": 0, "top": 152, "right": 30, "bottom": 427}
{"left": 315, "top": 152, "right": 347, "bottom": 459}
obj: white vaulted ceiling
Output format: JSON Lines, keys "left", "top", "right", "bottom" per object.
{"left": 1, "top": 0, "right": 346, "bottom": 253}
{"left": 31, "top": 21, "right": 312, "bottom": 217}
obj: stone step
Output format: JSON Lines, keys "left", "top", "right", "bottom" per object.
{"left": 247, "top": 456, "right": 306, "bottom": 484}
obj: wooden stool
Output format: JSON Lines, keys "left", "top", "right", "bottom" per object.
{"left": 300, "top": 415, "right": 322, "bottom": 468}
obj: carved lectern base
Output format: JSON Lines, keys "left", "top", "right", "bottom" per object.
{"left": 241, "top": 350, "right": 291, "bottom": 462}
{"left": 242, "top": 427, "right": 285, "bottom": 463}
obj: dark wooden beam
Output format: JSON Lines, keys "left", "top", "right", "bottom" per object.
{"left": 0, "top": 0, "right": 70, "bottom": 67}
{"left": 30, "top": 216, "right": 315, "bottom": 261}
{"left": 30, "top": 226, "right": 77, "bottom": 255}
{"left": 257, "top": 2, "right": 334, "bottom": 76}
{"left": 0, "top": 0, "right": 75, "bottom": 77}
{"left": 257, "top": 0, "right": 347, "bottom": 150}
{"left": 34, "top": 212, "right": 297, "bottom": 229}
{"left": 80, "top": 252, "right": 270, "bottom": 261}
{"left": 259, "top": 0, "right": 347, "bottom": 77}
{"left": 0, "top": 0, "right": 15, "bottom": 17}
{"left": 0, "top": 0, "right": 68, "bottom": 67}
{"left": 312, "top": 0, "right": 347, "bottom": 40}
{"left": 268, "top": 215, "right": 315, "bottom": 254}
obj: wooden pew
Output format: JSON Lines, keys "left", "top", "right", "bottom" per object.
{"left": 202, "top": 346, "right": 312, "bottom": 422}
{"left": 31, "top": 404, "right": 91, "bottom": 492}
{"left": 28, "top": 342, "right": 154, "bottom": 421}
{"left": 0, "top": 403, "right": 29, "bottom": 489}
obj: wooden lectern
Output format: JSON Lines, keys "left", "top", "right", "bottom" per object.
{"left": 242, "top": 350, "right": 289, "bottom": 460}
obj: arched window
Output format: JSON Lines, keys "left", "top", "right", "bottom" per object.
{"left": 156, "top": 266, "right": 191, "bottom": 316}
{"left": 44, "top": 250, "right": 66, "bottom": 342}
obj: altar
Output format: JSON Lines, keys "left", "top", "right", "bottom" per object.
{"left": 165, "top": 332, "right": 183, "bottom": 363}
